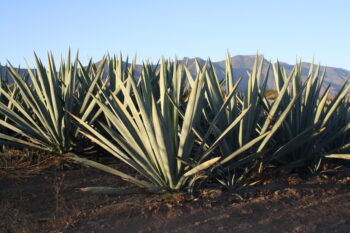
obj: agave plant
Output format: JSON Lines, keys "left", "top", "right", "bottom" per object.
{"left": 69, "top": 58, "right": 251, "bottom": 192}
{"left": 0, "top": 65, "right": 24, "bottom": 145}
{"left": 266, "top": 61, "right": 350, "bottom": 168}
{"left": 0, "top": 65, "right": 9, "bottom": 110}
{"left": 314, "top": 96, "right": 350, "bottom": 161}
{"left": 0, "top": 68, "right": 9, "bottom": 143}
{"left": 194, "top": 54, "right": 302, "bottom": 181}
{"left": 0, "top": 51, "right": 104, "bottom": 153}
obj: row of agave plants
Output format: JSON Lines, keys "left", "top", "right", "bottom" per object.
{"left": 0, "top": 51, "right": 349, "bottom": 194}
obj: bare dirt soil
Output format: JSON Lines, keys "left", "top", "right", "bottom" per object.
{"left": 1, "top": 156, "right": 350, "bottom": 233}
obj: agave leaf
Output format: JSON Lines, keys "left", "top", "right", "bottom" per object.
{"left": 0, "top": 133, "right": 46, "bottom": 150}
{"left": 220, "top": 132, "right": 270, "bottom": 165}
{"left": 314, "top": 87, "right": 330, "bottom": 123}
{"left": 258, "top": 92, "right": 301, "bottom": 152}
{"left": 260, "top": 67, "right": 295, "bottom": 135}
{"left": 272, "top": 127, "right": 325, "bottom": 161}
{"left": 321, "top": 82, "right": 350, "bottom": 127}
{"left": 79, "top": 186, "right": 164, "bottom": 195}
{"left": 176, "top": 67, "right": 206, "bottom": 164}
{"left": 324, "top": 154, "right": 350, "bottom": 160}
{"left": 69, "top": 113, "right": 155, "bottom": 181}
{"left": 183, "top": 157, "right": 221, "bottom": 177}
{"left": 195, "top": 76, "right": 242, "bottom": 159}
{"left": 65, "top": 153, "right": 152, "bottom": 188}
{"left": 200, "top": 106, "right": 251, "bottom": 161}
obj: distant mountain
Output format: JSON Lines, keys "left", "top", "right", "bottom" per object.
{"left": 176, "top": 55, "right": 350, "bottom": 94}
{"left": 1, "top": 55, "right": 349, "bottom": 94}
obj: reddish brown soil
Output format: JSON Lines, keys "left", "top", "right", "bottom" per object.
{"left": 1, "top": 160, "right": 350, "bottom": 233}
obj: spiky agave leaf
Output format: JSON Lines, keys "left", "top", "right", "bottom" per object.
{"left": 199, "top": 54, "right": 297, "bottom": 174}
{"left": 268, "top": 61, "right": 350, "bottom": 168}
{"left": 0, "top": 51, "right": 104, "bottom": 153}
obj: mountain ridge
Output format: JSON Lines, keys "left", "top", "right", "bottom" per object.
{"left": 1, "top": 55, "right": 349, "bottom": 94}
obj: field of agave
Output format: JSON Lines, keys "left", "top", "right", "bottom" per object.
{"left": 0, "top": 51, "right": 349, "bottom": 194}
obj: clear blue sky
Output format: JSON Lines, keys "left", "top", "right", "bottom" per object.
{"left": 1, "top": 0, "right": 349, "bottom": 69}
